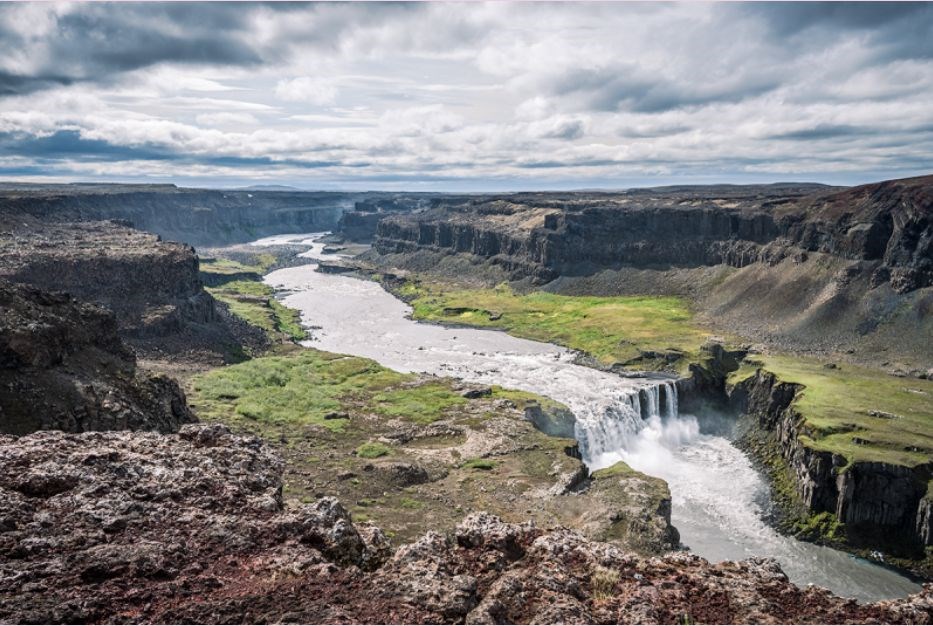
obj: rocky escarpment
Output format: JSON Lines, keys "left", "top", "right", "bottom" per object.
{"left": 2, "top": 424, "right": 930, "bottom": 625}
{"left": 729, "top": 370, "right": 932, "bottom": 561}
{"left": 0, "top": 183, "right": 352, "bottom": 246}
{"left": 0, "top": 217, "right": 251, "bottom": 361}
{"left": 0, "top": 183, "right": 438, "bottom": 246}
{"left": 336, "top": 195, "right": 427, "bottom": 243}
{"left": 0, "top": 280, "right": 193, "bottom": 435}
{"left": 0, "top": 220, "right": 212, "bottom": 338}
{"left": 374, "top": 176, "right": 932, "bottom": 293}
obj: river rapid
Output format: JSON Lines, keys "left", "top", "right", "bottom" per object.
{"left": 253, "top": 233, "right": 920, "bottom": 602}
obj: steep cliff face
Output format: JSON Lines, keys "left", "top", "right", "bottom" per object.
{"left": 774, "top": 177, "right": 933, "bottom": 292}
{"left": 730, "top": 370, "right": 932, "bottom": 556}
{"left": 374, "top": 176, "right": 932, "bottom": 293}
{"left": 336, "top": 195, "right": 432, "bottom": 242}
{"left": 0, "top": 220, "right": 214, "bottom": 338}
{"left": 0, "top": 184, "right": 352, "bottom": 246}
{"left": 0, "top": 281, "right": 194, "bottom": 435}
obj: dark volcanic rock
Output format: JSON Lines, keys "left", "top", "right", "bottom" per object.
{"left": 338, "top": 196, "right": 427, "bottom": 242}
{"left": 0, "top": 280, "right": 194, "bottom": 434}
{"left": 0, "top": 218, "right": 252, "bottom": 362}
{"left": 374, "top": 176, "right": 933, "bottom": 292}
{"left": 0, "top": 184, "right": 349, "bottom": 246}
{"left": 0, "top": 220, "right": 213, "bottom": 338}
{"left": 0, "top": 183, "right": 436, "bottom": 246}
{"left": 1, "top": 425, "right": 929, "bottom": 624}
{"left": 730, "top": 369, "right": 932, "bottom": 557}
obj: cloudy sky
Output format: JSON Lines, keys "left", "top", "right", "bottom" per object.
{"left": 0, "top": 1, "right": 931, "bottom": 190}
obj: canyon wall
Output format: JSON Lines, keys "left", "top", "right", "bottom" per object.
{"left": 0, "top": 216, "right": 248, "bottom": 362}
{"left": 0, "top": 184, "right": 442, "bottom": 246}
{"left": 0, "top": 280, "right": 194, "bottom": 435}
{"left": 374, "top": 176, "right": 932, "bottom": 293}
{"left": 729, "top": 370, "right": 931, "bottom": 556}
{"left": 0, "top": 220, "right": 214, "bottom": 338}
{"left": 0, "top": 184, "right": 352, "bottom": 246}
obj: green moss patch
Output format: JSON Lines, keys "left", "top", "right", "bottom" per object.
{"left": 191, "top": 350, "right": 468, "bottom": 434}
{"left": 733, "top": 354, "right": 933, "bottom": 468}
{"left": 357, "top": 442, "right": 393, "bottom": 458}
{"left": 206, "top": 277, "right": 305, "bottom": 342}
{"left": 398, "top": 280, "right": 710, "bottom": 373}
{"left": 200, "top": 254, "right": 277, "bottom": 276}
{"left": 462, "top": 458, "right": 497, "bottom": 470}
{"left": 592, "top": 461, "right": 640, "bottom": 480}
{"left": 372, "top": 382, "right": 467, "bottom": 424}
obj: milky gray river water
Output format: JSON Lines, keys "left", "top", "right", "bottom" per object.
{"left": 253, "top": 233, "right": 920, "bottom": 602}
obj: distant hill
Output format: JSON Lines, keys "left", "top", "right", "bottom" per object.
{"left": 237, "top": 184, "right": 303, "bottom": 191}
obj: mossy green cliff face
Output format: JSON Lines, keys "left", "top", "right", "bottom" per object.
{"left": 728, "top": 361, "right": 933, "bottom": 575}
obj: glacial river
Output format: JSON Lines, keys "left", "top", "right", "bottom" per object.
{"left": 253, "top": 233, "right": 920, "bottom": 602}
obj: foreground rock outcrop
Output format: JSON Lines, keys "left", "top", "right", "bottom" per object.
{"left": 0, "top": 280, "right": 194, "bottom": 435}
{"left": 1, "top": 424, "right": 929, "bottom": 624}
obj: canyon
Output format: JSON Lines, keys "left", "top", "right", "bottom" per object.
{"left": 0, "top": 177, "right": 930, "bottom": 623}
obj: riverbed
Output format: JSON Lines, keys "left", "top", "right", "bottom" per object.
{"left": 253, "top": 232, "right": 920, "bottom": 602}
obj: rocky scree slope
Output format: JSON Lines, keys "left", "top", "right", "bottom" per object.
{"left": 1, "top": 423, "right": 930, "bottom": 625}
{"left": 0, "top": 280, "right": 193, "bottom": 435}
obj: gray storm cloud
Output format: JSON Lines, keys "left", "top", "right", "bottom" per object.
{"left": 0, "top": 1, "right": 929, "bottom": 189}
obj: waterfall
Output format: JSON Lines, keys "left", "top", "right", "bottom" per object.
{"left": 574, "top": 380, "right": 679, "bottom": 466}
{"left": 665, "top": 381, "right": 678, "bottom": 419}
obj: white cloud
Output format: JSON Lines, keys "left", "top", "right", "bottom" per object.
{"left": 194, "top": 112, "right": 258, "bottom": 128}
{"left": 274, "top": 77, "right": 338, "bottom": 106}
{"left": 0, "top": 2, "right": 930, "bottom": 188}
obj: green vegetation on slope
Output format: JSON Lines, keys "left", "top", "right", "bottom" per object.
{"left": 730, "top": 354, "right": 933, "bottom": 468}
{"left": 200, "top": 258, "right": 305, "bottom": 342}
{"left": 398, "top": 280, "right": 710, "bottom": 373}
{"left": 192, "top": 349, "right": 466, "bottom": 434}
{"left": 200, "top": 254, "right": 277, "bottom": 275}
{"left": 187, "top": 347, "right": 633, "bottom": 546}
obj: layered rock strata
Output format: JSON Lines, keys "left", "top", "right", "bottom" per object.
{"left": 730, "top": 370, "right": 932, "bottom": 557}
{"left": 0, "top": 184, "right": 350, "bottom": 246}
{"left": 374, "top": 176, "right": 932, "bottom": 293}
{"left": 0, "top": 220, "right": 213, "bottom": 339}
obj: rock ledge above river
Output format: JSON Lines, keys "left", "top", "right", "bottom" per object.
{"left": 1, "top": 424, "right": 930, "bottom": 624}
